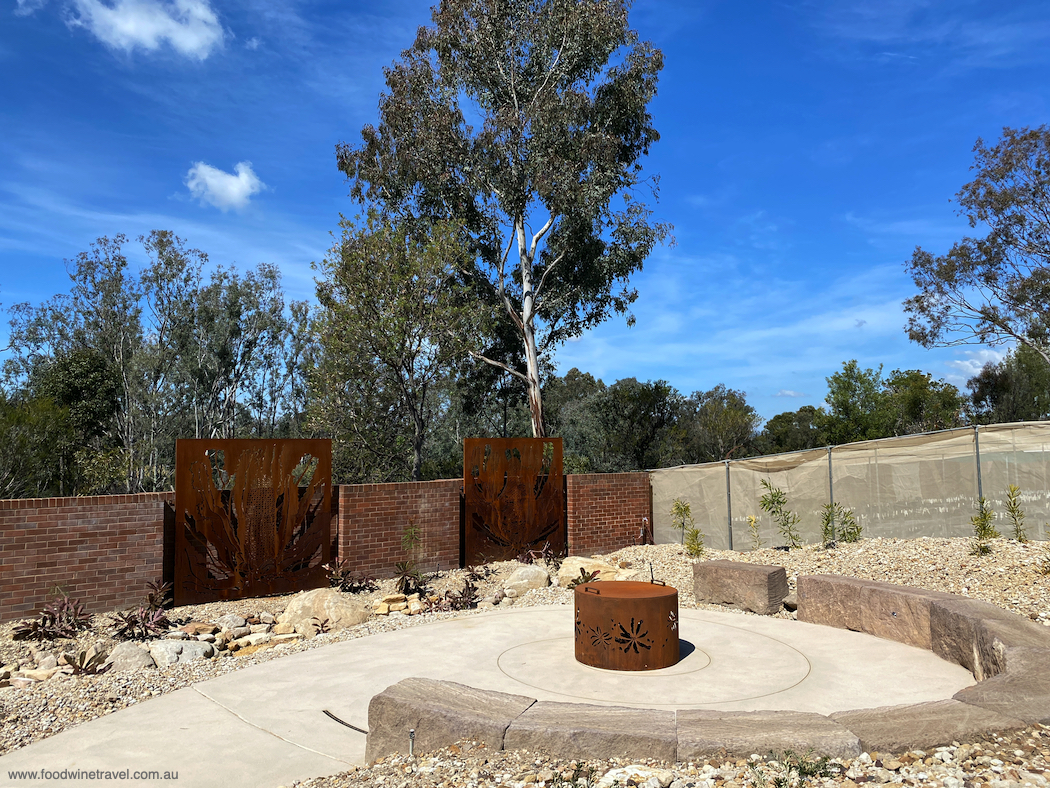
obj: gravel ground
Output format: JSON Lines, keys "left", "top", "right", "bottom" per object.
{"left": 3, "top": 537, "right": 1050, "bottom": 788}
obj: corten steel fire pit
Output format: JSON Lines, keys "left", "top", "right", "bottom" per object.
{"left": 574, "top": 581, "right": 679, "bottom": 671}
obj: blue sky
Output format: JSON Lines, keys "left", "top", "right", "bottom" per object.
{"left": 2, "top": 0, "right": 1049, "bottom": 421}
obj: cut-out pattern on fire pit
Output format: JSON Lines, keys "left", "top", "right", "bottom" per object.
{"left": 575, "top": 582, "right": 679, "bottom": 671}
{"left": 463, "top": 437, "right": 564, "bottom": 564}
{"left": 174, "top": 439, "right": 332, "bottom": 606}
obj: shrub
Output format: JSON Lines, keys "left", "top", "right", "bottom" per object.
{"left": 394, "top": 561, "right": 429, "bottom": 596}
{"left": 670, "top": 497, "right": 705, "bottom": 558}
{"left": 748, "top": 749, "right": 841, "bottom": 788}
{"left": 1005, "top": 484, "right": 1028, "bottom": 542}
{"left": 819, "top": 502, "right": 861, "bottom": 547}
{"left": 969, "top": 497, "right": 1000, "bottom": 556}
{"left": 567, "top": 567, "right": 600, "bottom": 589}
{"left": 759, "top": 480, "right": 803, "bottom": 550}
{"left": 144, "top": 580, "right": 172, "bottom": 612}
{"left": 323, "top": 559, "right": 379, "bottom": 594}
{"left": 111, "top": 606, "right": 170, "bottom": 641}
{"left": 13, "top": 596, "right": 93, "bottom": 641}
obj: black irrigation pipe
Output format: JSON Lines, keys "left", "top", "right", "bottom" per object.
{"left": 322, "top": 709, "right": 367, "bottom": 734}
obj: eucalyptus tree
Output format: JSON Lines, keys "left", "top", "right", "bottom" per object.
{"left": 905, "top": 126, "right": 1050, "bottom": 367}
{"left": 337, "top": 0, "right": 671, "bottom": 437}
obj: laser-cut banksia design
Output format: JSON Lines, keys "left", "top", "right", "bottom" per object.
{"left": 463, "top": 437, "right": 564, "bottom": 564}
{"left": 174, "top": 439, "right": 332, "bottom": 606}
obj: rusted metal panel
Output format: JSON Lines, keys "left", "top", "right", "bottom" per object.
{"left": 463, "top": 437, "right": 564, "bottom": 564}
{"left": 574, "top": 581, "right": 680, "bottom": 671}
{"left": 174, "top": 439, "right": 332, "bottom": 606}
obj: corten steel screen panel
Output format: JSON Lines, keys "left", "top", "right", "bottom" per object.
{"left": 463, "top": 437, "right": 564, "bottom": 564}
{"left": 174, "top": 439, "right": 332, "bottom": 606}
{"left": 574, "top": 581, "right": 679, "bottom": 671}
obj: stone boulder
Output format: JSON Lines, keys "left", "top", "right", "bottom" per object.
{"left": 556, "top": 557, "right": 617, "bottom": 587}
{"left": 694, "top": 561, "right": 788, "bottom": 616}
{"left": 214, "top": 613, "right": 247, "bottom": 631}
{"left": 280, "top": 587, "right": 370, "bottom": 636}
{"left": 676, "top": 709, "right": 861, "bottom": 759}
{"left": 149, "top": 640, "right": 216, "bottom": 667}
{"left": 504, "top": 565, "right": 550, "bottom": 597}
{"left": 105, "top": 642, "right": 157, "bottom": 672}
{"left": 365, "top": 678, "right": 535, "bottom": 762}
{"left": 504, "top": 701, "right": 676, "bottom": 762}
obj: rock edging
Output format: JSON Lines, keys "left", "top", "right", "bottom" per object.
{"left": 365, "top": 573, "right": 1050, "bottom": 762}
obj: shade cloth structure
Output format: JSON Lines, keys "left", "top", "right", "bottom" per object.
{"left": 650, "top": 422, "right": 1050, "bottom": 551}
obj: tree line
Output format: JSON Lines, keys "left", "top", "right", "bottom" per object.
{"left": 2, "top": 1, "right": 1048, "bottom": 495}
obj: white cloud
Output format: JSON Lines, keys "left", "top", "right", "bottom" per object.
{"left": 67, "top": 0, "right": 224, "bottom": 60}
{"left": 245, "top": 36, "right": 261, "bottom": 50}
{"left": 15, "top": 0, "right": 48, "bottom": 16}
{"left": 775, "top": 390, "right": 806, "bottom": 398}
{"left": 185, "top": 161, "right": 265, "bottom": 211}
{"left": 944, "top": 349, "right": 1007, "bottom": 379}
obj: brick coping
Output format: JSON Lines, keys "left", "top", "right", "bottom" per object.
{"left": 365, "top": 573, "right": 1050, "bottom": 761}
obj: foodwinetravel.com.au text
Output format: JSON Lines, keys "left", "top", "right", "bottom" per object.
{"left": 7, "top": 767, "right": 178, "bottom": 780}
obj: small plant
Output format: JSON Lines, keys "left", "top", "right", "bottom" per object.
{"left": 747, "top": 514, "right": 764, "bottom": 550}
{"left": 144, "top": 580, "right": 173, "bottom": 612}
{"left": 443, "top": 578, "right": 480, "bottom": 611}
{"left": 670, "top": 497, "right": 705, "bottom": 557}
{"left": 401, "top": 520, "right": 422, "bottom": 554}
{"left": 567, "top": 567, "right": 600, "bottom": 589}
{"left": 311, "top": 616, "right": 331, "bottom": 634}
{"left": 12, "top": 596, "right": 93, "bottom": 641}
{"left": 111, "top": 606, "right": 171, "bottom": 641}
{"left": 747, "top": 749, "right": 841, "bottom": 788}
{"left": 819, "top": 502, "right": 861, "bottom": 547}
{"left": 759, "top": 480, "right": 803, "bottom": 550}
{"left": 969, "top": 497, "right": 1000, "bottom": 556}
{"left": 1005, "top": 484, "right": 1028, "bottom": 542}
{"left": 515, "top": 541, "right": 562, "bottom": 570}
{"left": 62, "top": 647, "right": 111, "bottom": 676}
{"left": 323, "top": 559, "right": 379, "bottom": 593}
{"left": 394, "top": 561, "right": 429, "bottom": 597}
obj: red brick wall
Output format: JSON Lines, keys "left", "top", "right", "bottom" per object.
{"left": 336, "top": 479, "right": 461, "bottom": 577}
{"left": 0, "top": 493, "right": 170, "bottom": 622}
{"left": 567, "top": 473, "right": 652, "bottom": 556}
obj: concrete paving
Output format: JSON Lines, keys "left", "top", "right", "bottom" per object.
{"left": 0, "top": 606, "right": 976, "bottom": 787}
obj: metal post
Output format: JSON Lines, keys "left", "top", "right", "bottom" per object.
{"left": 409, "top": 729, "right": 415, "bottom": 757}
{"left": 725, "top": 460, "right": 733, "bottom": 551}
{"left": 827, "top": 446, "right": 835, "bottom": 542}
{"left": 974, "top": 425, "right": 984, "bottom": 501}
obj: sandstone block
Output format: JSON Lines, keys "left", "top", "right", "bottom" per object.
{"left": 372, "top": 603, "right": 389, "bottom": 616}
{"left": 281, "top": 587, "right": 370, "bottom": 636}
{"left": 365, "top": 678, "right": 535, "bottom": 762}
{"left": 953, "top": 647, "right": 1050, "bottom": 724}
{"left": 273, "top": 622, "right": 296, "bottom": 634}
{"left": 693, "top": 561, "right": 788, "bottom": 616}
{"left": 676, "top": 709, "right": 861, "bottom": 759}
{"left": 557, "top": 558, "right": 617, "bottom": 587}
{"left": 104, "top": 641, "right": 158, "bottom": 672}
{"left": 382, "top": 593, "right": 407, "bottom": 604}
{"left": 505, "top": 565, "right": 550, "bottom": 597}
{"left": 797, "top": 575, "right": 958, "bottom": 649}
{"left": 214, "top": 614, "right": 246, "bottom": 630}
{"left": 928, "top": 596, "right": 1050, "bottom": 680}
{"left": 181, "top": 622, "right": 219, "bottom": 636}
{"left": 504, "top": 702, "right": 676, "bottom": 762}
{"left": 830, "top": 699, "right": 1025, "bottom": 752}
{"left": 389, "top": 602, "right": 408, "bottom": 612}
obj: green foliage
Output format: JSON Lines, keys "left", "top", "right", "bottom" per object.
{"left": 969, "top": 497, "right": 1001, "bottom": 556}
{"left": 670, "top": 497, "right": 704, "bottom": 557}
{"left": 819, "top": 502, "right": 861, "bottom": 547}
{"left": 62, "top": 647, "right": 111, "bottom": 676}
{"left": 682, "top": 384, "right": 761, "bottom": 462}
{"left": 1005, "top": 484, "right": 1028, "bottom": 542}
{"left": 759, "top": 479, "right": 803, "bottom": 549}
{"left": 747, "top": 514, "right": 765, "bottom": 551}
{"left": 12, "top": 596, "right": 92, "bottom": 641}
{"left": 311, "top": 617, "right": 332, "bottom": 634}
{"left": 904, "top": 126, "right": 1050, "bottom": 368}
{"left": 440, "top": 578, "right": 479, "bottom": 611}
{"left": 401, "top": 520, "right": 423, "bottom": 554}
{"left": 755, "top": 405, "right": 827, "bottom": 455}
{"left": 748, "top": 749, "right": 841, "bottom": 788}
{"left": 311, "top": 213, "right": 476, "bottom": 482}
{"left": 337, "top": 0, "right": 672, "bottom": 437}
{"left": 567, "top": 567, "right": 601, "bottom": 589}
{"left": 969, "top": 344, "right": 1050, "bottom": 423}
